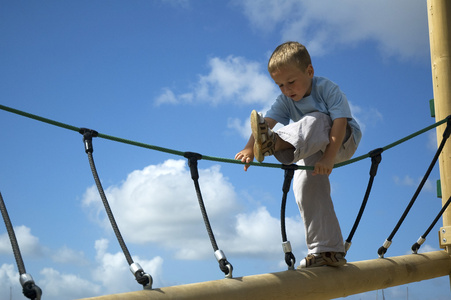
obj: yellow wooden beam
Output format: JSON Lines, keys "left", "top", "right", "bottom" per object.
{"left": 79, "top": 251, "right": 451, "bottom": 300}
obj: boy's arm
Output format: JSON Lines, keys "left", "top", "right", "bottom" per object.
{"left": 313, "top": 117, "right": 347, "bottom": 176}
{"left": 235, "top": 117, "right": 277, "bottom": 171}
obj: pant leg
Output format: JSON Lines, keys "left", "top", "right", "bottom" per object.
{"left": 293, "top": 152, "right": 345, "bottom": 254}
{"left": 274, "top": 112, "right": 332, "bottom": 165}
{"left": 274, "top": 111, "right": 357, "bottom": 165}
{"left": 273, "top": 112, "right": 358, "bottom": 254}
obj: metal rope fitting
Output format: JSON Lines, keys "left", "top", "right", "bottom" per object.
{"left": 215, "top": 250, "right": 233, "bottom": 278}
{"left": 281, "top": 242, "right": 295, "bottom": 270}
{"left": 129, "top": 262, "right": 143, "bottom": 275}
{"left": 130, "top": 262, "right": 152, "bottom": 289}
{"left": 416, "top": 236, "right": 426, "bottom": 246}
{"left": 20, "top": 273, "right": 42, "bottom": 300}
{"left": 411, "top": 237, "right": 426, "bottom": 254}
{"left": 214, "top": 249, "right": 227, "bottom": 261}
{"left": 20, "top": 273, "right": 35, "bottom": 287}
{"left": 378, "top": 240, "right": 392, "bottom": 258}
{"left": 383, "top": 239, "right": 392, "bottom": 249}
{"left": 282, "top": 241, "right": 292, "bottom": 253}
{"left": 285, "top": 253, "right": 296, "bottom": 270}
{"left": 344, "top": 241, "right": 351, "bottom": 253}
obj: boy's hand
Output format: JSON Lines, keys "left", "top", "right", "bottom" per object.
{"left": 312, "top": 156, "right": 334, "bottom": 176}
{"left": 235, "top": 148, "right": 254, "bottom": 171}
{"left": 313, "top": 117, "right": 347, "bottom": 176}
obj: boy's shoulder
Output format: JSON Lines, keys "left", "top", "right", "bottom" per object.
{"left": 312, "top": 76, "right": 342, "bottom": 95}
{"left": 313, "top": 76, "right": 338, "bottom": 87}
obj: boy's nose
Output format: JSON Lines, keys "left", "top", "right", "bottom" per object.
{"left": 282, "top": 86, "right": 291, "bottom": 95}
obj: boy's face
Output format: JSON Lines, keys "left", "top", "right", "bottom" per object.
{"left": 270, "top": 64, "right": 314, "bottom": 101}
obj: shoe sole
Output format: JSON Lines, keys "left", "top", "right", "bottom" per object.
{"left": 326, "top": 258, "right": 347, "bottom": 267}
{"left": 298, "top": 256, "right": 347, "bottom": 269}
{"left": 250, "top": 110, "right": 264, "bottom": 162}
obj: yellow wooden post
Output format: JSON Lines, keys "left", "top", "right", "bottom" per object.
{"left": 428, "top": 0, "right": 451, "bottom": 243}
{"left": 428, "top": 0, "right": 451, "bottom": 291}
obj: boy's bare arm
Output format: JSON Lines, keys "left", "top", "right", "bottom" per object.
{"left": 313, "top": 117, "right": 347, "bottom": 176}
{"left": 235, "top": 117, "right": 277, "bottom": 171}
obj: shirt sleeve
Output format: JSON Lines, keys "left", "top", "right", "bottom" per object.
{"left": 264, "top": 95, "right": 291, "bottom": 126}
{"left": 318, "top": 79, "right": 353, "bottom": 121}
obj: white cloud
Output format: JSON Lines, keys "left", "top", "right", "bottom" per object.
{"left": 93, "top": 238, "right": 164, "bottom": 294}
{"left": 417, "top": 243, "right": 438, "bottom": 254}
{"left": 393, "top": 175, "right": 435, "bottom": 193}
{"left": 82, "top": 159, "right": 306, "bottom": 261}
{"left": 393, "top": 175, "right": 415, "bottom": 187}
{"left": 154, "top": 88, "right": 179, "bottom": 105}
{"left": 1, "top": 261, "right": 101, "bottom": 300}
{"left": 0, "top": 264, "right": 21, "bottom": 300}
{"left": 228, "top": 116, "right": 251, "bottom": 139}
{"left": 428, "top": 131, "right": 438, "bottom": 151}
{"left": 1, "top": 238, "right": 164, "bottom": 300}
{"left": 52, "top": 245, "right": 89, "bottom": 265}
{"left": 235, "top": 0, "right": 429, "bottom": 60}
{"left": 83, "top": 159, "right": 240, "bottom": 255}
{"left": 225, "top": 207, "right": 305, "bottom": 259}
{"left": 154, "top": 88, "right": 194, "bottom": 106}
{"left": 155, "top": 56, "right": 278, "bottom": 107}
{"left": 153, "top": 54, "right": 378, "bottom": 139}
{"left": 0, "top": 225, "right": 43, "bottom": 256}
{"left": 423, "top": 178, "right": 435, "bottom": 193}
{"left": 349, "top": 102, "right": 383, "bottom": 134}
{"left": 196, "top": 56, "right": 278, "bottom": 105}
{"left": 40, "top": 267, "right": 102, "bottom": 299}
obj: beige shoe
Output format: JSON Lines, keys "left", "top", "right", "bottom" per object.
{"left": 250, "top": 110, "right": 276, "bottom": 163}
{"left": 298, "top": 252, "right": 347, "bottom": 268}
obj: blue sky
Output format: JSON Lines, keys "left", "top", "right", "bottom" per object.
{"left": 0, "top": 0, "right": 449, "bottom": 299}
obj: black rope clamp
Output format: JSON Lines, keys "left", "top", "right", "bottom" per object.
{"left": 369, "top": 148, "right": 383, "bottom": 177}
{"left": 130, "top": 262, "right": 153, "bottom": 289}
{"left": 280, "top": 164, "right": 297, "bottom": 270}
{"left": 184, "top": 152, "right": 203, "bottom": 180}
{"left": 20, "top": 273, "right": 42, "bottom": 300}
{"left": 79, "top": 128, "right": 98, "bottom": 153}
{"left": 282, "top": 164, "right": 297, "bottom": 193}
{"left": 443, "top": 115, "right": 451, "bottom": 140}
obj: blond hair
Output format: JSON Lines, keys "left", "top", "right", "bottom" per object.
{"left": 268, "top": 41, "right": 312, "bottom": 73}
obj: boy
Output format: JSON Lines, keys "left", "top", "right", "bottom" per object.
{"left": 235, "top": 41, "right": 361, "bottom": 268}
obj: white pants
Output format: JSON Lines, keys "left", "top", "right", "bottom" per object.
{"left": 274, "top": 112, "right": 357, "bottom": 254}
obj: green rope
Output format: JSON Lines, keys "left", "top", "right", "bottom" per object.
{"left": 334, "top": 117, "right": 449, "bottom": 168}
{"left": 0, "top": 103, "right": 448, "bottom": 170}
{"left": 0, "top": 104, "right": 80, "bottom": 132}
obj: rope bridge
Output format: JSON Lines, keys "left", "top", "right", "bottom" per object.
{"left": 0, "top": 103, "right": 450, "bottom": 300}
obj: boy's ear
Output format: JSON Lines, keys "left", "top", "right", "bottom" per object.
{"left": 307, "top": 64, "right": 314, "bottom": 77}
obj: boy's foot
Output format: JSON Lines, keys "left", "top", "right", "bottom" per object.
{"left": 250, "top": 110, "right": 276, "bottom": 163}
{"left": 298, "top": 252, "right": 347, "bottom": 268}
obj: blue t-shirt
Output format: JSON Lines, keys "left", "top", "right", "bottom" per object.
{"left": 265, "top": 76, "right": 362, "bottom": 146}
